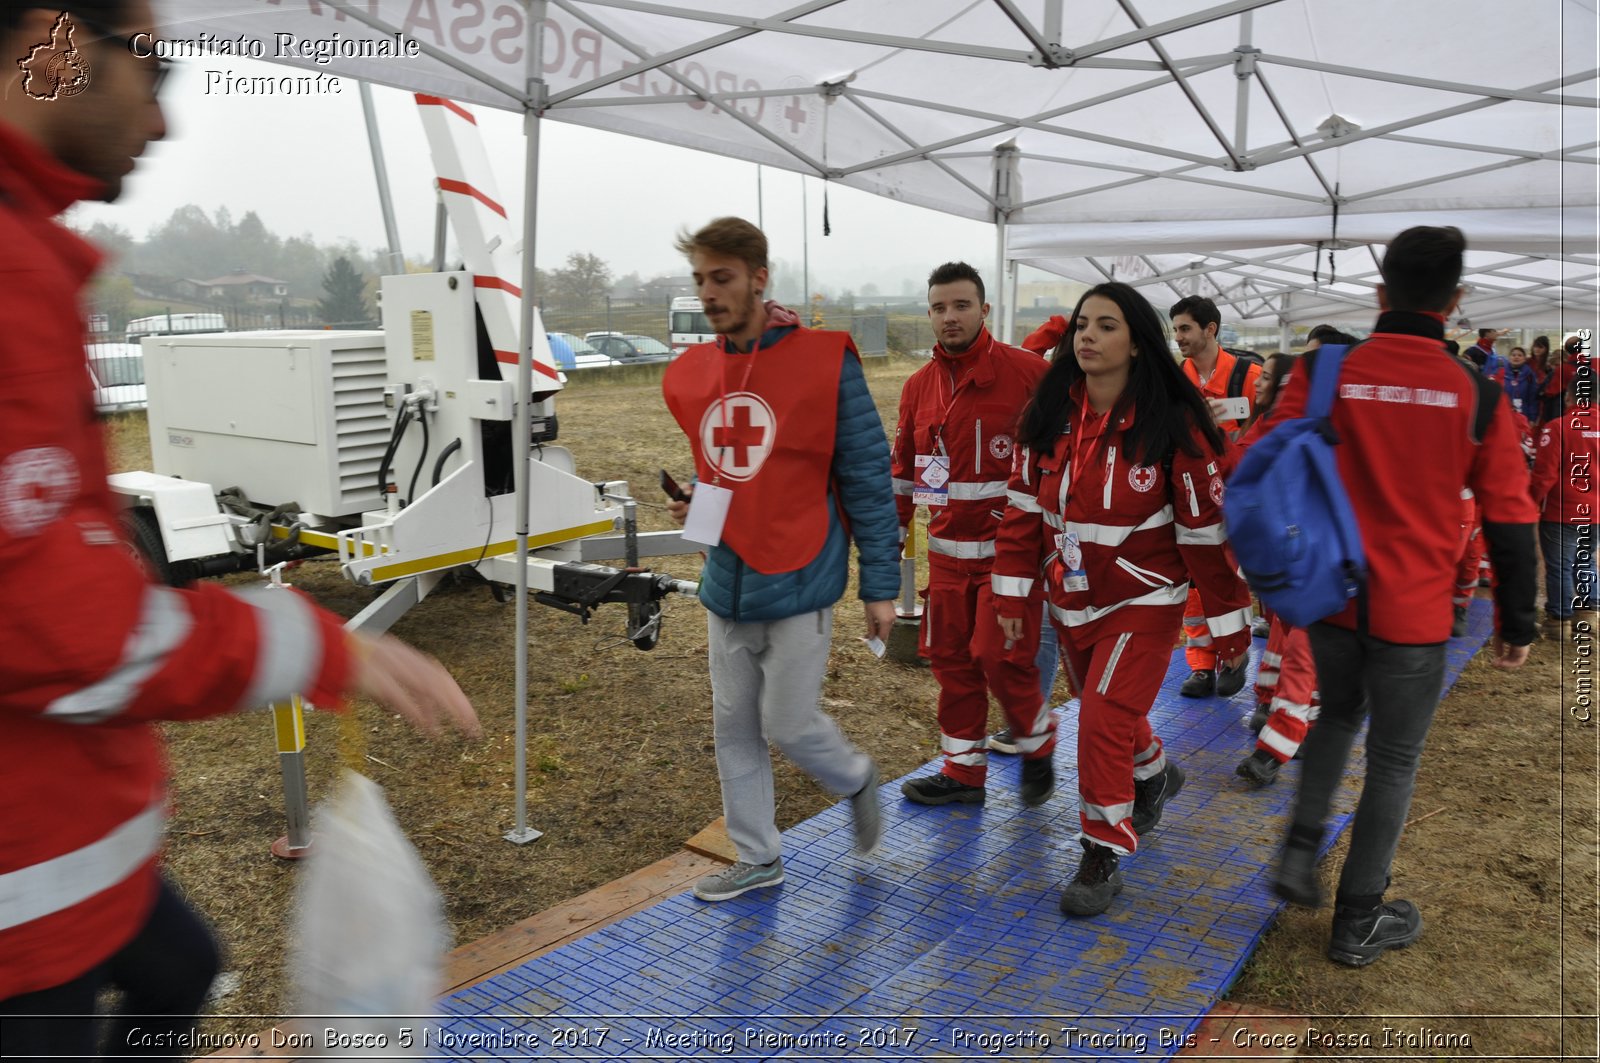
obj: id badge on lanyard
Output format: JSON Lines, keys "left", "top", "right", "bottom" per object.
{"left": 1055, "top": 399, "right": 1101, "bottom": 592}
{"left": 914, "top": 435, "right": 951, "bottom": 507}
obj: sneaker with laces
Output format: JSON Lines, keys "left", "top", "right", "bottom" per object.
{"left": 1178, "top": 669, "right": 1215, "bottom": 698}
{"left": 1059, "top": 839, "right": 1123, "bottom": 917}
{"left": 851, "top": 763, "right": 882, "bottom": 855}
{"left": 986, "top": 727, "right": 1019, "bottom": 755}
{"left": 1130, "top": 762, "right": 1184, "bottom": 835}
{"left": 900, "top": 773, "right": 986, "bottom": 805}
{"left": 693, "top": 858, "right": 785, "bottom": 902}
{"left": 1215, "top": 660, "right": 1248, "bottom": 698}
{"left": 1450, "top": 604, "right": 1468, "bottom": 638}
{"left": 1235, "top": 748, "right": 1281, "bottom": 787}
{"left": 1327, "top": 899, "right": 1423, "bottom": 967}
{"left": 1019, "top": 757, "right": 1055, "bottom": 806}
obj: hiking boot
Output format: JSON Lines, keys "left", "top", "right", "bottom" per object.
{"left": 1450, "top": 604, "right": 1468, "bottom": 638}
{"left": 1251, "top": 615, "right": 1272, "bottom": 639}
{"left": 1244, "top": 703, "right": 1271, "bottom": 733}
{"left": 1130, "top": 762, "right": 1185, "bottom": 835}
{"left": 1019, "top": 757, "right": 1055, "bottom": 806}
{"left": 1327, "top": 899, "right": 1423, "bottom": 967}
{"left": 1235, "top": 749, "right": 1281, "bottom": 787}
{"left": 1273, "top": 842, "right": 1324, "bottom": 908}
{"left": 693, "top": 858, "right": 784, "bottom": 902}
{"left": 1215, "top": 660, "right": 1248, "bottom": 698}
{"left": 901, "top": 773, "right": 985, "bottom": 806}
{"left": 987, "top": 727, "right": 1019, "bottom": 755}
{"left": 851, "top": 763, "right": 882, "bottom": 855}
{"left": 1059, "top": 840, "right": 1124, "bottom": 917}
{"left": 1179, "top": 669, "right": 1215, "bottom": 698}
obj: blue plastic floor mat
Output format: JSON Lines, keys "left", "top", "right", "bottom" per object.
{"left": 437, "top": 600, "right": 1495, "bottom": 1059}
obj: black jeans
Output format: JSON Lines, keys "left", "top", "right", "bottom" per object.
{"left": 1291, "top": 625, "right": 1448, "bottom": 907}
{"left": 0, "top": 877, "right": 219, "bottom": 1061}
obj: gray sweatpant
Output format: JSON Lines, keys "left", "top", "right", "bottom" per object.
{"left": 707, "top": 608, "right": 873, "bottom": 865}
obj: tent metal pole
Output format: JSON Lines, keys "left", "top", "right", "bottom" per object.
{"left": 1233, "top": 11, "right": 1253, "bottom": 157}
{"left": 359, "top": 82, "right": 406, "bottom": 276}
{"left": 994, "top": 211, "right": 1007, "bottom": 342}
{"left": 1007, "top": 259, "right": 1020, "bottom": 346}
{"left": 1278, "top": 293, "right": 1292, "bottom": 350}
{"left": 508, "top": 0, "right": 550, "bottom": 847}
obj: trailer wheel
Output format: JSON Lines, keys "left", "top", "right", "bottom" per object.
{"left": 119, "top": 507, "right": 186, "bottom": 586}
{"left": 630, "top": 601, "right": 662, "bottom": 651}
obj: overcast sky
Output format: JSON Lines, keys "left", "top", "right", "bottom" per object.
{"left": 67, "top": 54, "right": 1015, "bottom": 299}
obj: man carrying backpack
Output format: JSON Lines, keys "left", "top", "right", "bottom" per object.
{"left": 1171, "top": 296, "right": 1259, "bottom": 698}
{"left": 1258, "top": 226, "right": 1536, "bottom": 967}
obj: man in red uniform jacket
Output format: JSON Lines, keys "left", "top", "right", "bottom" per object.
{"left": 891, "top": 263, "right": 1051, "bottom": 807}
{"left": 1530, "top": 361, "right": 1600, "bottom": 642}
{"left": 1263, "top": 226, "right": 1536, "bottom": 968}
{"left": 0, "top": 5, "right": 477, "bottom": 1054}
{"left": 1170, "top": 295, "right": 1257, "bottom": 698}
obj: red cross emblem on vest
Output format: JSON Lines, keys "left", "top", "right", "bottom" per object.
{"left": 699, "top": 393, "right": 777, "bottom": 482}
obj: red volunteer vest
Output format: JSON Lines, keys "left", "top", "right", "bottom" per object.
{"left": 662, "top": 328, "right": 848, "bottom": 574}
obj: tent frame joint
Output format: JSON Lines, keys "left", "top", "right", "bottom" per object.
{"left": 1028, "top": 44, "right": 1074, "bottom": 68}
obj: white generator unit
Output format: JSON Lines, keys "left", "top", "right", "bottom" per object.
{"left": 143, "top": 329, "right": 389, "bottom": 523}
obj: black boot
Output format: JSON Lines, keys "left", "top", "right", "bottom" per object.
{"left": 1215, "top": 659, "right": 1248, "bottom": 698}
{"left": 900, "top": 773, "right": 985, "bottom": 805}
{"left": 1273, "top": 825, "right": 1324, "bottom": 907}
{"left": 1179, "top": 669, "right": 1214, "bottom": 698}
{"left": 1235, "top": 749, "right": 1281, "bottom": 787}
{"left": 1059, "top": 839, "right": 1123, "bottom": 917}
{"left": 1328, "top": 900, "right": 1423, "bottom": 967}
{"left": 1131, "top": 762, "right": 1185, "bottom": 835}
{"left": 1019, "top": 756, "right": 1055, "bottom": 807}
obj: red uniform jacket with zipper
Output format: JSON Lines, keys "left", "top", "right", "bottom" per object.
{"left": 1531, "top": 403, "right": 1600, "bottom": 525}
{"left": 891, "top": 329, "right": 1048, "bottom": 560}
{"left": 990, "top": 384, "right": 1252, "bottom": 655}
{"left": 0, "top": 120, "right": 352, "bottom": 1000}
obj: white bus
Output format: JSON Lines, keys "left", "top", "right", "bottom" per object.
{"left": 668, "top": 297, "right": 714, "bottom": 356}
{"left": 125, "top": 312, "right": 227, "bottom": 345}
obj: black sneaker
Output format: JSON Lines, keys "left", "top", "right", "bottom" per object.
{"left": 1273, "top": 843, "right": 1324, "bottom": 907}
{"left": 1179, "top": 669, "right": 1215, "bottom": 698}
{"left": 901, "top": 773, "right": 985, "bottom": 806}
{"left": 1328, "top": 900, "right": 1423, "bottom": 967}
{"left": 1020, "top": 757, "right": 1055, "bottom": 806}
{"left": 1450, "top": 604, "right": 1468, "bottom": 638}
{"left": 1059, "top": 840, "right": 1123, "bottom": 917}
{"left": 1245, "top": 703, "right": 1271, "bottom": 733}
{"left": 1130, "top": 762, "right": 1185, "bottom": 835}
{"left": 1215, "top": 660, "right": 1248, "bottom": 698}
{"left": 1235, "top": 749, "right": 1281, "bottom": 787}
{"left": 987, "top": 727, "right": 1019, "bottom": 755}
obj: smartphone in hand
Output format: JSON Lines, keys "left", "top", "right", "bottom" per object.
{"left": 660, "top": 469, "right": 689, "bottom": 503}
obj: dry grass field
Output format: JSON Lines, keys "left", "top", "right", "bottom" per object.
{"left": 97, "top": 353, "right": 1592, "bottom": 1058}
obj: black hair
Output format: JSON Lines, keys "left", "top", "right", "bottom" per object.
{"left": 3, "top": 3, "right": 131, "bottom": 32}
{"left": 1478, "top": 328, "right": 1495, "bottom": 340}
{"left": 1306, "top": 324, "right": 1357, "bottom": 347}
{"left": 1018, "top": 282, "right": 1227, "bottom": 466}
{"left": 1168, "top": 295, "right": 1221, "bottom": 333}
{"left": 927, "top": 261, "right": 985, "bottom": 304}
{"left": 1532, "top": 335, "right": 1551, "bottom": 353}
{"left": 1444, "top": 339, "right": 1460, "bottom": 356}
{"left": 1380, "top": 225, "right": 1465, "bottom": 313}
{"left": 1247, "top": 352, "right": 1298, "bottom": 428}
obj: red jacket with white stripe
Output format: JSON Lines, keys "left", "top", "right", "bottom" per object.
{"left": 1531, "top": 404, "right": 1600, "bottom": 524}
{"left": 990, "top": 385, "right": 1252, "bottom": 656}
{"left": 0, "top": 121, "right": 353, "bottom": 1000}
{"left": 891, "top": 330, "right": 1047, "bottom": 562}
{"left": 1262, "top": 312, "right": 1538, "bottom": 644}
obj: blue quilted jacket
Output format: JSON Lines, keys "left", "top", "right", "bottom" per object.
{"left": 696, "top": 325, "right": 901, "bottom": 622}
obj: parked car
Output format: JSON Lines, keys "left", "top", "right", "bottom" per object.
{"left": 548, "top": 330, "right": 622, "bottom": 371}
{"left": 583, "top": 332, "right": 672, "bottom": 364}
{"left": 87, "top": 342, "right": 146, "bottom": 413}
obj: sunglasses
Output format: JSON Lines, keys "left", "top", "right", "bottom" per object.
{"left": 67, "top": 11, "right": 173, "bottom": 98}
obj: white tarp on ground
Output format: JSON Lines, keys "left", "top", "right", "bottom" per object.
{"left": 154, "top": 0, "right": 1598, "bottom": 322}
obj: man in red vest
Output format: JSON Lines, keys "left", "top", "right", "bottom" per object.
{"left": 1170, "top": 295, "right": 1256, "bottom": 698}
{"left": 891, "top": 263, "right": 1052, "bottom": 807}
{"left": 0, "top": 5, "right": 478, "bottom": 1053}
{"left": 662, "top": 217, "right": 901, "bottom": 903}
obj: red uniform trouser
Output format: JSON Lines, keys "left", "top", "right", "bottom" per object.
{"left": 1253, "top": 615, "right": 1319, "bottom": 764}
{"left": 923, "top": 553, "right": 1050, "bottom": 786}
{"left": 1183, "top": 586, "right": 1216, "bottom": 671}
{"left": 1057, "top": 626, "right": 1173, "bottom": 855}
{"left": 1454, "top": 498, "right": 1483, "bottom": 608}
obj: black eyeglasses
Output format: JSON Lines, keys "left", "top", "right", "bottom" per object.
{"left": 67, "top": 11, "right": 172, "bottom": 99}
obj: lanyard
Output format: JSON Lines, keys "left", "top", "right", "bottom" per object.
{"left": 1065, "top": 390, "right": 1107, "bottom": 506}
{"left": 711, "top": 334, "right": 763, "bottom": 485}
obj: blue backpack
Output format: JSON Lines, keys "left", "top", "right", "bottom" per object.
{"left": 1223, "top": 344, "right": 1367, "bottom": 628}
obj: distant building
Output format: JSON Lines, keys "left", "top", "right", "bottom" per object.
{"left": 193, "top": 270, "right": 289, "bottom": 301}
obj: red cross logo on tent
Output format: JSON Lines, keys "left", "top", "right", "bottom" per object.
{"left": 699, "top": 393, "right": 777, "bottom": 482}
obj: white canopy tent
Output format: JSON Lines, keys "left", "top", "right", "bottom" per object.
{"left": 148, "top": 0, "right": 1598, "bottom": 832}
